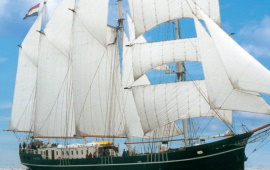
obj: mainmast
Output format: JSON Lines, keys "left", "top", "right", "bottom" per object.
{"left": 117, "top": 0, "right": 132, "bottom": 155}
{"left": 175, "top": 20, "right": 189, "bottom": 147}
{"left": 117, "top": 0, "right": 124, "bottom": 49}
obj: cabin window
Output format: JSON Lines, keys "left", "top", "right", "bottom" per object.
{"left": 76, "top": 150, "right": 78, "bottom": 155}
{"left": 81, "top": 150, "right": 83, "bottom": 154}
{"left": 62, "top": 151, "right": 64, "bottom": 155}
{"left": 87, "top": 150, "right": 88, "bottom": 155}
{"left": 71, "top": 151, "right": 73, "bottom": 155}
{"left": 67, "top": 151, "right": 69, "bottom": 155}
{"left": 56, "top": 151, "right": 58, "bottom": 155}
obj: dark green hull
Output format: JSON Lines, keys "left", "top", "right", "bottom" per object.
{"left": 21, "top": 133, "right": 252, "bottom": 170}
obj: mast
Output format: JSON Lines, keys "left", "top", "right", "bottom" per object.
{"left": 175, "top": 20, "right": 189, "bottom": 147}
{"left": 118, "top": 0, "right": 132, "bottom": 155}
{"left": 117, "top": 0, "right": 124, "bottom": 49}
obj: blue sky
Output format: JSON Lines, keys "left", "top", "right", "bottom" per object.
{"left": 0, "top": 0, "right": 270, "bottom": 168}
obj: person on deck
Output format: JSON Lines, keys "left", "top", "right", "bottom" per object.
{"left": 23, "top": 142, "right": 26, "bottom": 149}
{"left": 122, "top": 149, "right": 127, "bottom": 157}
{"left": 89, "top": 152, "right": 93, "bottom": 158}
{"left": 93, "top": 151, "right": 97, "bottom": 158}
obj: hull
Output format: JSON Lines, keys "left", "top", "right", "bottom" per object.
{"left": 20, "top": 133, "right": 252, "bottom": 170}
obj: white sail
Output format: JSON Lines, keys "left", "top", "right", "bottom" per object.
{"left": 44, "top": 0, "right": 75, "bottom": 56}
{"left": 154, "top": 65, "right": 171, "bottom": 71}
{"left": 194, "top": 17, "right": 270, "bottom": 115}
{"left": 72, "top": 13, "right": 125, "bottom": 137}
{"left": 9, "top": 10, "right": 43, "bottom": 132}
{"left": 34, "top": 35, "right": 76, "bottom": 138}
{"left": 127, "top": 14, "right": 136, "bottom": 42}
{"left": 132, "top": 80, "right": 232, "bottom": 133}
{"left": 123, "top": 33, "right": 181, "bottom": 138}
{"left": 143, "top": 122, "right": 182, "bottom": 139}
{"left": 122, "top": 33, "right": 147, "bottom": 137}
{"left": 198, "top": 8, "right": 270, "bottom": 95}
{"left": 129, "top": 0, "right": 220, "bottom": 38}
{"left": 127, "top": 14, "right": 172, "bottom": 73}
{"left": 34, "top": 0, "right": 76, "bottom": 138}
{"left": 132, "top": 38, "right": 199, "bottom": 80}
{"left": 76, "top": 0, "right": 109, "bottom": 47}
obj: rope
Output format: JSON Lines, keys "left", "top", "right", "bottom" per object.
{"left": 247, "top": 138, "right": 270, "bottom": 158}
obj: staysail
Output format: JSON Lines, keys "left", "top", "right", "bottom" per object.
{"left": 9, "top": 10, "right": 43, "bottom": 132}
{"left": 199, "top": 8, "right": 270, "bottom": 95}
{"left": 194, "top": 8, "right": 270, "bottom": 115}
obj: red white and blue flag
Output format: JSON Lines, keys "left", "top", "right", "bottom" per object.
{"left": 23, "top": 3, "right": 40, "bottom": 19}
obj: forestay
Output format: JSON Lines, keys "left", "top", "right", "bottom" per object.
{"left": 194, "top": 16, "right": 270, "bottom": 114}
{"left": 10, "top": 9, "right": 43, "bottom": 132}
{"left": 132, "top": 80, "right": 232, "bottom": 133}
{"left": 129, "top": 0, "right": 220, "bottom": 38}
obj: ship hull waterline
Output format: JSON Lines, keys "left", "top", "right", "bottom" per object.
{"left": 20, "top": 132, "right": 252, "bottom": 170}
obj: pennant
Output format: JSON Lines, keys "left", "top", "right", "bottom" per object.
{"left": 23, "top": 3, "right": 40, "bottom": 19}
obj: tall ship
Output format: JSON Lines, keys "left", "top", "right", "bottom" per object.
{"left": 7, "top": 0, "right": 270, "bottom": 169}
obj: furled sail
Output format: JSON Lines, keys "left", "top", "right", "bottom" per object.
{"left": 72, "top": 10, "right": 126, "bottom": 137}
{"left": 132, "top": 38, "right": 199, "bottom": 80}
{"left": 9, "top": 11, "right": 43, "bottom": 132}
{"left": 34, "top": 0, "right": 76, "bottom": 138}
{"left": 198, "top": 7, "right": 270, "bottom": 95}
{"left": 129, "top": 0, "right": 221, "bottom": 38}
{"left": 194, "top": 16, "right": 270, "bottom": 115}
{"left": 132, "top": 80, "right": 232, "bottom": 133}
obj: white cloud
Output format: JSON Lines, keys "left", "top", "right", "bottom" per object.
{"left": 0, "top": 0, "right": 9, "bottom": 19}
{"left": 0, "top": 102, "right": 12, "bottom": 109}
{"left": 235, "top": 111, "right": 269, "bottom": 121}
{"left": 0, "top": 57, "right": 8, "bottom": 62}
{"left": 238, "top": 16, "right": 270, "bottom": 58}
